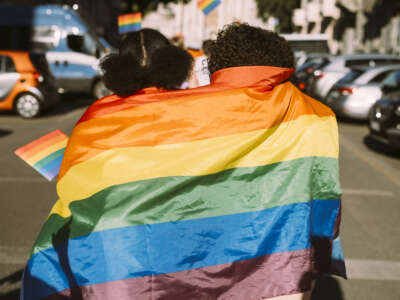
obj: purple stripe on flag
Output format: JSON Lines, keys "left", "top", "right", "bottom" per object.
{"left": 44, "top": 249, "right": 314, "bottom": 300}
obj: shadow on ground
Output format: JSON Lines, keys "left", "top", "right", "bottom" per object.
{"left": 364, "top": 135, "right": 400, "bottom": 158}
{"left": 0, "top": 93, "right": 94, "bottom": 120}
{"left": 40, "top": 94, "right": 94, "bottom": 118}
{"left": 0, "top": 130, "right": 12, "bottom": 138}
{"left": 337, "top": 116, "right": 366, "bottom": 125}
{"left": 311, "top": 275, "right": 344, "bottom": 300}
{"left": 0, "top": 270, "right": 23, "bottom": 300}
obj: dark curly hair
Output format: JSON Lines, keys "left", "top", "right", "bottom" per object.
{"left": 100, "top": 28, "right": 193, "bottom": 97}
{"left": 207, "top": 23, "right": 295, "bottom": 74}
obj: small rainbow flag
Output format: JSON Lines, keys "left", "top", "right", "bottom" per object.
{"left": 197, "top": 0, "right": 221, "bottom": 15}
{"left": 15, "top": 130, "right": 68, "bottom": 181}
{"left": 118, "top": 12, "right": 142, "bottom": 34}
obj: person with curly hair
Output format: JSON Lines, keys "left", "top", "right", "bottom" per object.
{"left": 21, "top": 24, "right": 344, "bottom": 300}
{"left": 207, "top": 23, "right": 295, "bottom": 73}
{"left": 100, "top": 28, "right": 193, "bottom": 96}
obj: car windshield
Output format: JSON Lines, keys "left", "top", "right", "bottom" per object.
{"left": 336, "top": 70, "right": 363, "bottom": 85}
{"left": 381, "top": 70, "right": 400, "bottom": 88}
{"left": 296, "top": 61, "right": 315, "bottom": 73}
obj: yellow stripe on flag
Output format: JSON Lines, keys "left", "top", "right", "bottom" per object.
{"left": 118, "top": 13, "right": 141, "bottom": 26}
{"left": 52, "top": 115, "right": 338, "bottom": 218}
{"left": 198, "top": 0, "right": 216, "bottom": 9}
{"left": 25, "top": 140, "right": 68, "bottom": 165}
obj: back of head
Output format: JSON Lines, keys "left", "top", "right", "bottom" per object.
{"left": 207, "top": 23, "right": 295, "bottom": 74}
{"left": 201, "top": 39, "right": 213, "bottom": 56}
{"left": 101, "top": 28, "right": 193, "bottom": 97}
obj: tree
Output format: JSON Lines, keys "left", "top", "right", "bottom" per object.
{"left": 254, "top": 0, "right": 300, "bottom": 33}
{"left": 122, "top": 0, "right": 191, "bottom": 14}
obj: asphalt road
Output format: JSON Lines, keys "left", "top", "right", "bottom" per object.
{"left": 0, "top": 96, "right": 400, "bottom": 300}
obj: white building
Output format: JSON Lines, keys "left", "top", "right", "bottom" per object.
{"left": 293, "top": 0, "right": 400, "bottom": 55}
{"left": 142, "top": 0, "right": 272, "bottom": 49}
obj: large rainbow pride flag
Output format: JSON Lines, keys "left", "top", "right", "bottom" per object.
{"left": 21, "top": 66, "right": 345, "bottom": 299}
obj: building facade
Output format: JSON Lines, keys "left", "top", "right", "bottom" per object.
{"left": 142, "top": 0, "right": 272, "bottom": 49}
{"left": 293, "top": 0, "right": 400, "bottom": 54}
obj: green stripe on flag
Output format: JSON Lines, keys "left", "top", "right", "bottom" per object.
{"left": 30, "top": 156, "right": 340, "bottom": 257}
{"left": 33, "top": 148, "right": 65, "bottom": 170}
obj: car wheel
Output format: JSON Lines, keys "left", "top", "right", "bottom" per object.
{"left": 93, "top": 80, "right": 111, "bottom": 99}
{"left": 14, "top": 93, "right": 41, "bottom": 118}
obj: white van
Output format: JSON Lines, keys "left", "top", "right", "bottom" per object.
{"left": 0, "top": 4, "right": 112, "bottom": 99}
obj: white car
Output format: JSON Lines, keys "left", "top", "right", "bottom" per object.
{"left": 310, "top": 54, "right": 400, "bottom": 101}
{"left": 325, "top": 65, "right": 400, "bottom": 120}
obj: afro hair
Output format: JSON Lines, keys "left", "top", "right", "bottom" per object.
{"left": 207, "top": 23, "right": 295, "bottom": 74}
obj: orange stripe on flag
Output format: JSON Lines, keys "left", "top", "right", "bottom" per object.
{"left": 15, "top": 130, "right": 63, "bottom": 156}
{"left": 15, "top": 131, "right": 67, "bottom": 159}
{"left": 58, "top": 83, "right": 334, "bottom": 181}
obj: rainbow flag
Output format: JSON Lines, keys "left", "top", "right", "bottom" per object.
{"left": 118, "top": 12, "right": 142, "bottom": 34}
{"left": 197, "top": 0, "right": 221, "bottom": 15}
{"left": 15, "top": 130, "right": 68, "bottom": 181}
{"left": 21, "top": 66, "right": 345, "bottom": 299}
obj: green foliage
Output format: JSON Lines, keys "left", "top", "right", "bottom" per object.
{"left": 254, "top": 0, "right": 300, "bottom": 33}
{"left": 122, "top": 0, "right": 191, "bottom": 15}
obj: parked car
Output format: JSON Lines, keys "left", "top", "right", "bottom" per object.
{"left": 309, "top": 54, "right": 400, "bottom": 101}
{"left": 368, "top": 96, "right": 400, "bottom": 149}
{"left": 291, "top": 55, "right": 331, "bottom": 92}
{"left": 281, "top": 33, "right": 330, "bottom": 66}
{"left": 0, "top": 4, "right": 111, "bottom": 99}
{"left": 368, "top": 70, "right": 400, "bottom": 148}
{"left": 324, "top": 65, "right": 400, "bottom": 120}
{"left": 0, "top": 50, "right": 59, "bottom": 118}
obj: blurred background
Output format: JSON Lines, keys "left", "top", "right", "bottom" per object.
{"left": 0, "top": 0, "right": 400, "bottom": 299}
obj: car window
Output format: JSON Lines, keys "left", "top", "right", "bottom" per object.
{"left": 0, "top": 55, "right": 16, "bottom": 73}
{"left": 345, "top": 60, "right": 371, "bottom": 68}
{"left": 31, "top": 26, "right": 60, "bottom": 51}
{"left": 382, "top": 70, "right": 400, "bottom": 88}
{"left": 345, "top": 59, "right": 400, "bottom": 68}
{"left": 82, "top": 34, "right": 97, "bottom": 56}
{"left": 369, "top": 70, "right": 393, "bottom": 83}
{"left": 373, "top": 59, "right": 400, "bottom": 66}
{"left": 296, "top": 61, "right": 314, "bottom": 73}
{"left": 337, "top": 70, "right": 363, "bottom": 84}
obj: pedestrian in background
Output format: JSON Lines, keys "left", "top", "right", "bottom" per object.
{"left": 21, "top": 23, "right": 345, "bottom": 300}
{"left": 191, "top": 39, "right": 213, "bottom": 87}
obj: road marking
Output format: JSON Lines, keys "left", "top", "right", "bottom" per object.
{"left": 339, "top": 134, "right": 400, "bottom": 187}
{"left": 342, "top": 188, "right": 395, "bottom": 197}
{"left": 346, "top": 259, "right": 400, "bottom": 281}
{"left": 0, "top": 177, "right": 48, "bottom": 183}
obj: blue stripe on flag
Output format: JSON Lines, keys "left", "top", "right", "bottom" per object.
{"left": 119, "top": 23, "right": 141, "bottom": 34}
{"left": 33, "top": 150, "right": 64, "bottom": 180}
{"left": 203, "top": 0, "right": 221, "bottom": 15}
{"left": 23, "top": 199, "right": 340, "bottom": 300}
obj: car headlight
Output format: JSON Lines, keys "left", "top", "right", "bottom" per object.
{"left": 395, "top": 106, "right": 400, "bottom": 117}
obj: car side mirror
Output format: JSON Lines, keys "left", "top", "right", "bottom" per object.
{"left": 67, "top": 34, "right": 84, "bottom": 53}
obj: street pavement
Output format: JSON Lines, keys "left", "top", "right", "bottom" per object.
{"left": 1, "top": 96, "right": 400, "bottom": 299}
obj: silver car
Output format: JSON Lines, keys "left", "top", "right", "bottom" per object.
{"left": 324, "top": 65, "right": 400, "bottom": 120}
{"left": 310, "top": 54, "right": 400, "bottom": 101}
